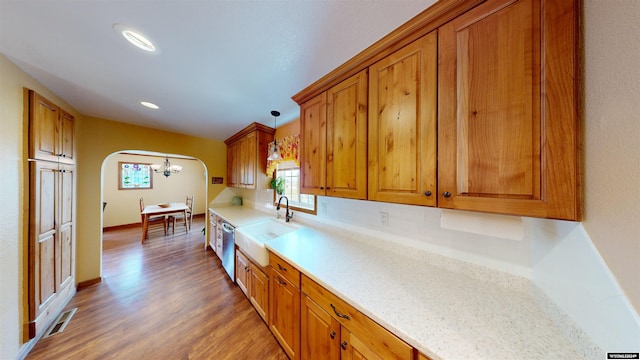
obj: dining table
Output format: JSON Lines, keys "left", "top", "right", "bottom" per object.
{"left": 140, "top": 202, "right": 189, "bottom": 243}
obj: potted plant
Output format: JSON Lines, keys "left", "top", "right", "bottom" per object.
{"left": 271, "top": 176, "right": 285, "bottom": 195}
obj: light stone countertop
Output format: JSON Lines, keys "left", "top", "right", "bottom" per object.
{"left": 264, "top": 222, "right": 597, "bottom": 360}
{"left": 209, "top": 205, "right": 274, "bottom": 228}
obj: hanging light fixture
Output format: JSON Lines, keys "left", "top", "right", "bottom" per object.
{"left": 150, "top": 155, "right": 182, "bottom": 177}
{"left": 267, "top": 110, "right": 281, "bottom": 161}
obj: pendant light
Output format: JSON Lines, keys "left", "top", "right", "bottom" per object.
{"left": 267, "top": 110, "right": 281, "bottom": 161}
{"left": 150, "top": 155, "right": 182, "bottom": 177}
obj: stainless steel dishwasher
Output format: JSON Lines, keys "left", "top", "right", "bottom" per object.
{"left": 221, "top": 221, "right": 235, "bottom": 281}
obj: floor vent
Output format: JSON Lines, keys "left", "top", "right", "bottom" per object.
{"left": 44, "top": 308, "right": 77, "bottom": 338}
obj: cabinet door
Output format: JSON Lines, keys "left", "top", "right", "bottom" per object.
{"left": 368, "top": 32, "right": 437, "bottom": 206}
{"left": 58, "top": 164, "right": 74, "bottom": 290}
{"left": 242, "top": 132, "right": 257, "bottom": 188}
{"left": 29, "top": 91, "right": 60, "bottom": 162}
{"left": 227, "top": 141, "right": 240, "bottom": 187}
{"left": 301, "top": 295, "right": 340, "bottom": 360}
{"left": 270, "top": 271, "right": 301, "bottom": 360}
{"left": 326, "top": 70, "right": 368, "bottom": 200}
{"left": 300, "top": 92, "right": 327, "bottom": 196}
{"left": 235, "top": 250, "right": 250, "bottom": 296}
{"left": 438, "top": 0, "right": 580, "bottom": 220}
{"left": 340, "top": 328, "right": 383, "bottom": 360}
{"left": 249, "top": 262, "right": 269, "bottom": 322}
{"left": 58, "top": 109, "right": 75, "bottom": 164}
{"left": 29, "top": 161, "right": 58, "bottom": 318}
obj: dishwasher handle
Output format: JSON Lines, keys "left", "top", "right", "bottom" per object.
{"left": 221, "top": 222, "right": 235, "bottom": 233}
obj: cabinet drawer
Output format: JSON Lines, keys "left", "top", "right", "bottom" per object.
{"left": 269, "top": 252, "right": 300, "bottom": 287}
{"left": 302, "top": 275, "right": 413, "bottom": 360}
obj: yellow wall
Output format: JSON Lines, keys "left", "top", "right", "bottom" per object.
{"left": 75, "top": 115, "right": 227, "bottom": 286}
{"left": 0, "top": 53, "right": 228, "bottom": 358}
{"left": 275, "top": 118, "right": 300, "bottom": 139}
{"left": 0, "top": 54, "right": 83, "bottom": 359}
{"left": 103, "top": 153, "right": 207, "bottom": 227}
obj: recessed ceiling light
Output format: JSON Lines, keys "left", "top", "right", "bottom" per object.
{"left": 140, "top": 101, "right": 159, "bottom": 109}
{"left": 113, "top": 24, "right": 157, "bottom": 52}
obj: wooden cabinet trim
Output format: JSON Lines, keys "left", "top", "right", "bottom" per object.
{"left": 224, "top": 122, "right": 275, "bottom": 145}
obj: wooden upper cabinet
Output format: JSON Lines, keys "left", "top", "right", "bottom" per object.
{"left": 327, "top": 70, "right": 368, "bottom": 200}
{"left": 300, "top": 70, "right": 368, "bottom": 199}
{"left": 29, "top": 90, "right": 75, "bottom": 164}
{"left": 438, "top": 0, "right": 580, "bottom": 220}
{"left": 300, "top": 93, "right": 327, "bottom": 196}
{"left": 225, "top": 123, "right": 274, "bottom": 189}
{"left": 368, "top": 32, "right": 437, "bottom": 206}
{"left": 59, "top": 109, "right": 75, "bottom": 164}
{"left": 227, "top": 141, "right": 241, "bottom": 188}
{"left": 242, "top": 131, "right": 257, "bottom": 188}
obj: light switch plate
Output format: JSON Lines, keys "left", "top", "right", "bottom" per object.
{"left": 379, "top": 211, "right": 389, "bottom": 226}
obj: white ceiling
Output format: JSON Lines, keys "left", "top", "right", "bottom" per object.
{"left": 0, "top": 0, "right": 436, "bottom": 140}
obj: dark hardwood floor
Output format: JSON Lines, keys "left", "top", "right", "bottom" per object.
{"left": 26, "top": 215, "right": 288, "bottom": 360}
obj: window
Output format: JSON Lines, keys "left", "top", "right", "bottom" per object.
{"left": 274, "top": 167, "right": 316, "bottom": 213}
{"left": 118, "top": 162, "right": 153, "bottom": 189}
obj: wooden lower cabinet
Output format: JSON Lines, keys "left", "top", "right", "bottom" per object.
{"left": 235, "top": 249, "right": 250, "bottom": 295}
{"left": 29, "top": 161, "right": 76, "bottom": 339}
{"left": 235, "top": 249, "right": 269, "bottom": 323}
{"left": 267, "top": 253, "right": 417, "bottom": 360}
{"left": 270, "top": 254, "right": 301, "bottom": 360}
{"left": 249, "top": 261, "right": 269, "bottom": 321}
{"left": 341, "top": 328, "right": 384, "bottom": 360}
{"left": 301, "top": 295, "right": 341, "bottom": 360}
{"left": 301, "top": 275, "right": 413, "bottom": 360}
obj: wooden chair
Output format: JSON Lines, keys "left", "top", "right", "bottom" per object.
{"left": 139, "top": 198, "right": 167, "bottom": 238}
{"left": 168, "top": 195, "right": 193, "bottom": 233}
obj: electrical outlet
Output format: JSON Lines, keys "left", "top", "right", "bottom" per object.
{"left": 320, "top": 202, "right": 328, "bottom": 216}
{"left": 379, "top": 211, "right": 389, "bottom": 226}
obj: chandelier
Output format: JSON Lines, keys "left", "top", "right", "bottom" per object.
{"left": 151, "top": 156, "right": 182, "bottom": 177}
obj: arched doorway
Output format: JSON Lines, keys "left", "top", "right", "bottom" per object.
{"left": 99, "top": 150, "right": 209, "bottom": 273}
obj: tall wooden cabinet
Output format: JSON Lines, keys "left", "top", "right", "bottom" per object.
{"left": 368, "top": 32, "right": 437, "bottom": 206}
{"left": 437, "top": 0, "right": 580, "bottom": 220}
{"left": 300, "top": 70, "right": 368, "bottom": 200}
{"left": 225, "top": 122, "right": 274, "bottom": 189}
{"left": 28, "top": 90, "right": 76, "bottom": 339}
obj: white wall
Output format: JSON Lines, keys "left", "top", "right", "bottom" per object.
{"left": 582, "top": 0, "right": 640, "bottom": 314}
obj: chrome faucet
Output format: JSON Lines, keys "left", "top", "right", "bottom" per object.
{"left": 276, "top": 196, "right": 294, "bottom": 222}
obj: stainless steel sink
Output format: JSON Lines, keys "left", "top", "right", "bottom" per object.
{"left": 235, "top": 219, "right": 301, "bottom": 266}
